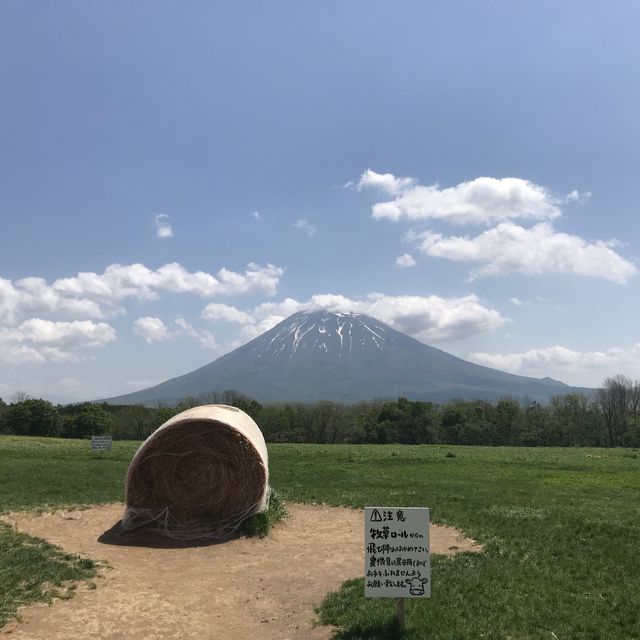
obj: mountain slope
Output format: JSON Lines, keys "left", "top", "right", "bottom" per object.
{"left": 105, "top": 311, "right": 591, "bottom": 405}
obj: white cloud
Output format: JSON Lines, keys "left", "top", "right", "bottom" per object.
{"left": 355, "top": 170, "right": 627, "bottom": 284}
{"left": 211, "top": 292, "right": 506, "bottom": 344}
{"left": 134, "top": 316, "right": 171, "bottom": 343}
{"left": 356, "top": 169, "right": 416, "bottom": 196}
{"left": 130, "top": 315, "right": 220, "bottom": 350}
{"left": 13, "top": 319, "right": 115, "bottom": 348}
{"left": 395, "top": 254, "right": 417, "bottom": 268}
{"left": 0, "top": 276, "right": 104, "bottom": 323}
{"left": 0, "top": 262, "right": 284, "bottom": 323}
{"left": 0, "top": 319, "right": 116, "bottom": 363}
{"left": 509, "top": 297, "right": 524, "bottom": 306}
{"left": 154, "top": 214, "right": 173, "bottom": 238}
{"left": 175, "top": 318, "right": 218, "bottom": 350}
{"left": 416, "top": 222, "right": 637, "bottom": 283}
{"left": 469, "top": 343, "right": 640, "bottom": 386}
{"left": 470, "top": 346, "right": 612, "bottom": 371}
{"left": 252, "top": 211, "right": 262, "bottom": 221}
{"left": 356, "top": 170, "right": 562, "bottom": 225}
{"left": 216, "top": 263, "right": 283, "bottom": 296}
{"left": 359, "top": 294, "right": 507, "bottom": 342}
{"left": 293, "top": 219, "right": 316, "bottom": 236}
{"left": 564, "top": 190, "right": 592, "bottom": 204}
{"left": 201, "top": 303, "right": 255, "bottom": 324}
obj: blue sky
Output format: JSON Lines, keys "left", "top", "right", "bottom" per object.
{"left": 1, "top": 1, "right": 639, "bottom": 401}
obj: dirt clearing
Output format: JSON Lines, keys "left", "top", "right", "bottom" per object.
{"left": 2, "top": 503, "right": 481, "bottom": 640}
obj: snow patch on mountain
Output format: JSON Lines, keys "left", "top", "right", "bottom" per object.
{"left": 247, "top": 311, "right": 391, "bottom": 359}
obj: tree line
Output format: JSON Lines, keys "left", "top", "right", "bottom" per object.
{"left": 1, "top": 376, "right": 639, "bottom": 447}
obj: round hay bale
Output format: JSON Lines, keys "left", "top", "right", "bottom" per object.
{"left": 122, "top": 404, "right": 269, "bottom": 541}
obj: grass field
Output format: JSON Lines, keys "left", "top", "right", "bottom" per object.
{"left": 0, "top": 436, "right": 639, "bottom": 638}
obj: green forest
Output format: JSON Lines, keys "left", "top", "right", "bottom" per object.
{"left": 1, "top": 375, "right": 639, "bottom": 448}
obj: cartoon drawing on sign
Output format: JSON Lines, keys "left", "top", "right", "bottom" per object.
{"left": 405, "top": 577, "right": 429, "bottom": 595}
{"left": 365, "top": 506, "right": 431, "bottom": 599}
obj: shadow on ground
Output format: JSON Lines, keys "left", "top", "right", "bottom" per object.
{"left": 97, "top": 520, "right": 237, "bottom": 548}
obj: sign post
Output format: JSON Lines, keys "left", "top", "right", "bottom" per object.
{"left": 91, "top": 435, "right": 112, "bottom": 455}
{"left": 365, "top": 507, "right": 430, "bottom": 629}
{"left": 396, "top": 597, "right": 405, "bottom": 627}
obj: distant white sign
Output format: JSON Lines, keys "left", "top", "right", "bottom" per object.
{"left": 91, "top": 435, "right": 112, "bottom": 452}
{"left": 365, "top": 507, "right": 430, "bottom": 598}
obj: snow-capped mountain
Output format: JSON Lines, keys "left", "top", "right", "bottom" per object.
{"left": 246, "top": 312, "right": 391, "bottom": 359}
{"left": 105, "top": 311, "right": 590, "bottom": 405}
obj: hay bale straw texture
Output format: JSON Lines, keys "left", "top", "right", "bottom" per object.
{"left": 122, "top": 404, "right": 269, "bottom": 541}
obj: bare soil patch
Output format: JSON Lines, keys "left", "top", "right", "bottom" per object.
{"left": 1, "top": 503, "right": 481, "bottom": 640}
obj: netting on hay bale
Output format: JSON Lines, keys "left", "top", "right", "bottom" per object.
{"left": 122, "top": 404, "right": 269, "bottom": 541}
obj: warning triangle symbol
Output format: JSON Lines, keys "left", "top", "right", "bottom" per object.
{"left": 370, "top": 509, "right": 382, "bottom": 522}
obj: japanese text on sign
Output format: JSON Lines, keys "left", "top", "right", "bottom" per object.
{"left": 365, "top": 507, "right": 430, "bottom": 598}
{"left": 91, "top": 435, "right": 112, "bottom": 452}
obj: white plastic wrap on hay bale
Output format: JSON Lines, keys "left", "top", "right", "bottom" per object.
{"left": 122, "top": 404, "right": 269, "bottom": 540}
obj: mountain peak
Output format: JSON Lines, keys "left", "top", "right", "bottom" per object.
{"left": 104, "top": 310, "right": 591, "bottom": 406}
{"left": 243, "top": 310, "right": 390, "bottom": 360}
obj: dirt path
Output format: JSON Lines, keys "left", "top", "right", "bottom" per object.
{"left": 2, "top": 503, "right": 481, "bottom": 640}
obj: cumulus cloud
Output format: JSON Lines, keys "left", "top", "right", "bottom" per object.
{"left": 205, "top": 293, "right": 506, "bottom": 344}
{"left": 51, "top": 262, "right": 283, "bottom": 299}
{"left": 175, "top": 318, "right": 218, "bottom": 350}
{"left": 509, "top": 297, "right": 524, "bottom": 306}
{"left": 0, "top": 262, "right": 284, "bottom": 324}
{"left": 416, "top": 222, "right": 637, "bottom": 283}
{"left": 154, "top": 214, "right": 173, "bottom": 238}
{"left": 359, "top": 294, "right": 506, "bottom": 342}
{"left": 355, "top": 169, "right": 416, "bottom": 196}
{"left": 0, "top": 319, "right": 116, "bottom": 363}
{"left": 0, "top": 276, "right": 104, "bottom": 323}
{"left": 395, "top": 254, "right": 417, "bottom": 268}
{"left": 132, "top": 315, "right": 221, "bottom": 350}
{"left": 355, "top": 170, "right": 562, "bottom": 225}
{"left": 134, "top": 317, "right": 171, "bottom": 343}
{"left": 354, "top": 170, "right": 626, "bottom": 285}
{"left": 293, "top": 219, "right": 316, "bottom": 236}
{"left": 469, "top": 343, "right": 640, "bottom": 385}
{"left": 201, "top": 303, "right": 255, "bottom": 324}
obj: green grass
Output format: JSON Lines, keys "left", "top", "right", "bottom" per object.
{"left": 240, "top": 488, "right": 287, "bottom": 537}
{"left": 0, "top": 522, "right": 98, "bottom": 627}
{"left": 0, "top": 436, "right": 138, "bottom": 513}
{"left": 1, "top": 436, "right": 639, "bottom": 638}
{"left": 271, "top": 445, "right": 640, "bottom": 640}
{"left": 0, "top": 436, "right": 119, "bottom": 626}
